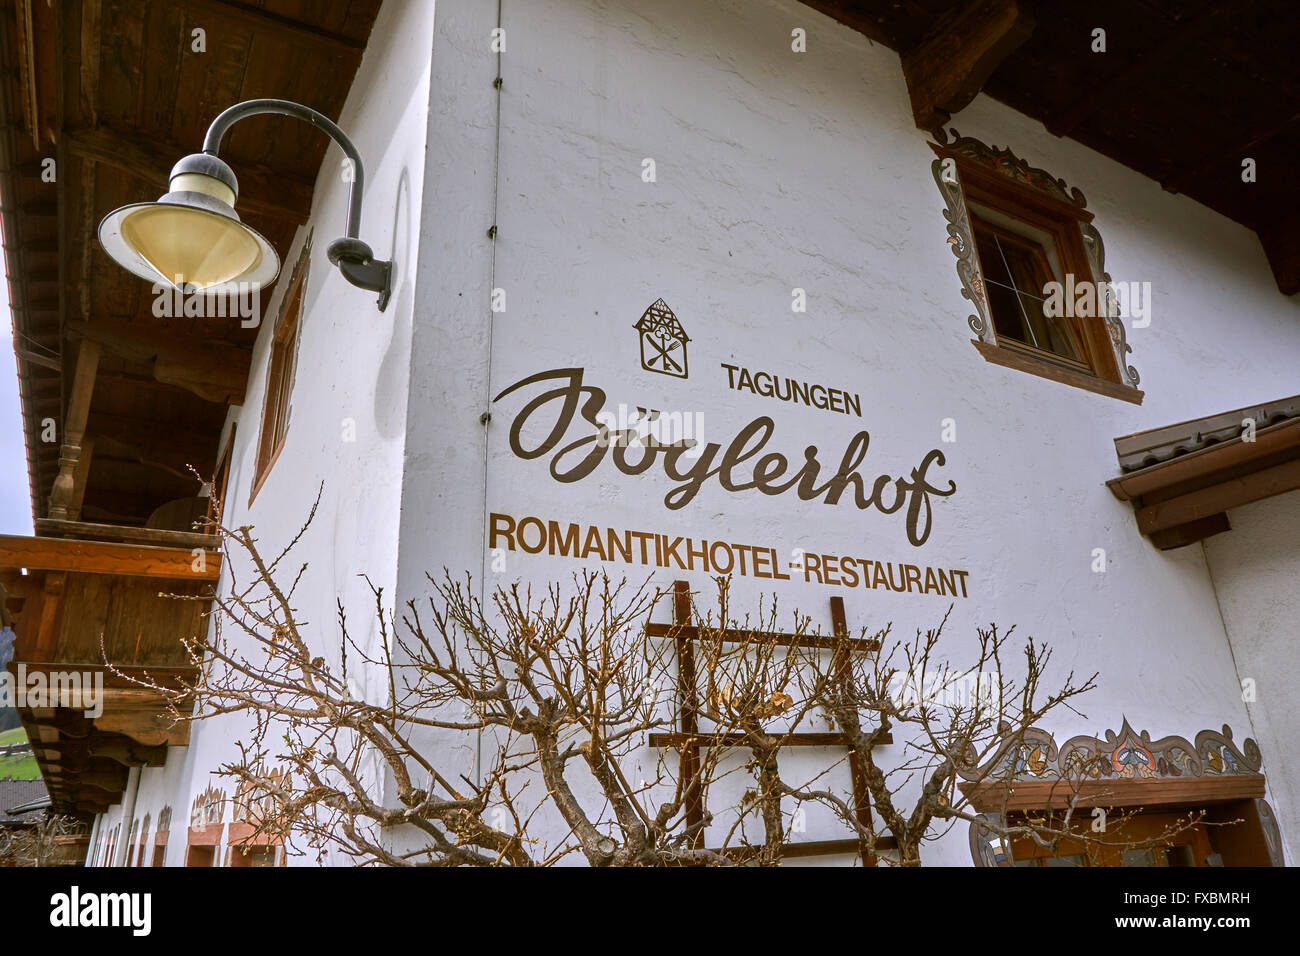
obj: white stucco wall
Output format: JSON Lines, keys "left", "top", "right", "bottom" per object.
{"left": 94, "top": 0, "right": 1299, "bottom": 867}
{"left": 1204, "top": 490, "right": 1300, "bottom": 866}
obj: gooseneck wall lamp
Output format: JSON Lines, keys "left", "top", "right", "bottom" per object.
{"left": 99, "top": 98, "right": 392, "bottom": 310}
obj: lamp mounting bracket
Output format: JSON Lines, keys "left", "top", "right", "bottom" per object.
{"left": 203, "top": 98, "right": 392, "bottom": 310}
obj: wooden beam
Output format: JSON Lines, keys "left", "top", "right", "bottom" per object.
{"left": 673, "top": 581, "right": 704, "bottom": 850}
{"left": 46, "top": 766, "right": 127, "bottom": 792}
{"left": 0, "top": 533, "right": 221, "bottom": 580}
{"left": 833, "top": 594, "right": 877, "bottom": 867}
{"left": 71, "top": 432, "right": 204, "bottom": 483}
{"left": 94, "top": 706, "right": 190, "bottom": 748}
{"left": 648, "top": 731, "right": 892, "bottom": 747}
{"left": 64, "top": 125, "right": 312, "bottom": 226}
{"left": 68, "top": 434, "right": 94, "bottom": 521}
{"left": 900, "top": 0, "right": 1034, "bottom": 132}
{"left": 1109, "top": 418, "right": 1300, "bottom": 502}
{"left": 33, "top": 571, "right": 65, "bottom": 660}
{"left": 36, "top": 518, "right": 220, "bottom": 550}
{"left": 17, "top": 347, "right": 61, "bottom": 371}
{"left": 47, "top": 339, "right": 99, "bottom": 520}
{"left": 162, "top": 0, "right": 368, "bottom": 53}
{"left": 69, "top": 319, "right": 250, "bottom": 404}
{"left": 78, "top": 0, "right": 101, "bottom": 126}
{"left": 1136, "top": 458, "right": 1300, "bottom": 535}
{"left": 14, "top": 0, "right": 40, "bottom": 146}
{"left": 1149, "top": 513, "right": 1232, "bottom": 551}
{"left": 960, "top": 773, "right": 1265, "bottom": 812}
{"left": 644, "top": 621, "right": 879, "bottom": 653}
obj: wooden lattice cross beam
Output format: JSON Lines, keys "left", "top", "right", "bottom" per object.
{"left": 648, "top": 580, "right": 892, "bottom": 865}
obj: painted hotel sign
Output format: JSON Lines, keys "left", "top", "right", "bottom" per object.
{"left": 487, "top": 300, "right": 968, "bottom": 599}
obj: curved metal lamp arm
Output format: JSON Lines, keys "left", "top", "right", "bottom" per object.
{"left": 203, "top": 98, "right": 391, "bottom": 310}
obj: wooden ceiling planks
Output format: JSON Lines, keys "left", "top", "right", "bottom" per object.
{"left": 806, "top": 0, "right": 1300, "bottom": 294}
{"left": 2, "top": 0, "right": 382, "bottom": 529}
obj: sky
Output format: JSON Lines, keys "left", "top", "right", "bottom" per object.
{"left": 1, "top": 233, "right": 34, "bottom": 536}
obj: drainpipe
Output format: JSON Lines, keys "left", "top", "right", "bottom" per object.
{"left": 84, "top": 812, "right": 102, "bottom": 867}
{"left": 111, "top": 767, "right": 142, "bottom": 868}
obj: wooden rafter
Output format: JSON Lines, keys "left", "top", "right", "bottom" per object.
{"left": 46, "top": 338, "right": 98, "bottom": 520}
{"left": 69, "top": 318, "right": 251, "bottom": 404}
{"left": 163, "top": 0, "right": 370, "bottom": 54}
{"left": 64, "top": 125, "right": 313, "bottom": 226}
{"left": 900, "top": 0, "right": 1034, "bottom": 133}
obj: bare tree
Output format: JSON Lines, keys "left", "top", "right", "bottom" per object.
{"left": 793, "top": 615, "right": 1212, "bottom": 865}
{"left": 134, "top": 500, "right": 1201, "bottom": 867}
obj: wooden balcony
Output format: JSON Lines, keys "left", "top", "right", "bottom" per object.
{"left": 0, "top": 525, "right": 221, "bottom": 817}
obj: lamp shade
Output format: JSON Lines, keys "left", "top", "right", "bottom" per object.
{"left": 98, "top": 153, "right": 280, "bottom": 293}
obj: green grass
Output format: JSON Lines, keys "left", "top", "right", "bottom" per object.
{"left": 0, "top": 726, "right": 39, "bottom": 780}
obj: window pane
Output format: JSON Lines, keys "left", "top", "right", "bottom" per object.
{"left": 972, "top": 219, "right": 1083, "bottom": 364}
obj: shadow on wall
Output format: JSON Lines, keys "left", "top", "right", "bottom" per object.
{"left": 375, "top": 165, "right": 413, "bottom": 441}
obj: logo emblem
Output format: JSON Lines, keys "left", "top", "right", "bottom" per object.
{"left": 634, "top": 298, "right": 689, "bottom": 378}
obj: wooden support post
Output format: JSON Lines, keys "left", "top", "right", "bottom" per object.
{"left": 831, "top": 595, "right": 877, "bottom": 867}
{"left": 33, "top": 571, "right": 65, "bottom": 660}
{"left": 673, "top": 581, "right": 705, "bottom": 848}
{"left": 68, "top": 435, "right": 94, "bottom": 521}
{"left": 48, "top": 339, "right": 99, "bottom": 520}
{"left": 651, "top": 583, "right": 885, "bottom": 864}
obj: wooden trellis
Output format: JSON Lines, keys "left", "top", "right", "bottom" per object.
{"left": 645, "top": 580, "right": 894, "bottom": 865}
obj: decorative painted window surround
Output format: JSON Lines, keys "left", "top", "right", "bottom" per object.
{"left": 961, "top": 719, "right": 1282, "bottom": 867}
{"left": 152, "top": 804, "right": 171, "bottom": 867}
{"left": 186, "top": 784, "right": 226, "bottom": 867}
{"left": 930, "top": 129, "right": 1143, "bottom": 405}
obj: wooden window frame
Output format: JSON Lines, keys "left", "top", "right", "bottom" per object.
{"left": 970, "top": 216, "right": 1091, "bottom": 369}
{"left": 957, "top": 158, "right": 1124, "bottom": 383}
{"left": 205, "top": 423, "right": 237, "bottom": 532}
{"left": 931, "top": 136, "right": 1144, "bottom": 405}
{"left": 250, "top": 238, "right": 311, "bottom": 505}
{"left": 151, "top": 828, "right": 169, "bottom": 867}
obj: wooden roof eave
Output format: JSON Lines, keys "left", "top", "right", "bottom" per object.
{"left": 1106, "top": 417, "right": 1300, "bottom": 550}
{"left": 1106, "top": 417, "right": 1300, "bottom": 502}
{"left": 0, "top": 532, "right": 221, "bottom": 580}
{"left": 3, "top": 530, "right": 215, "bottom": 813}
